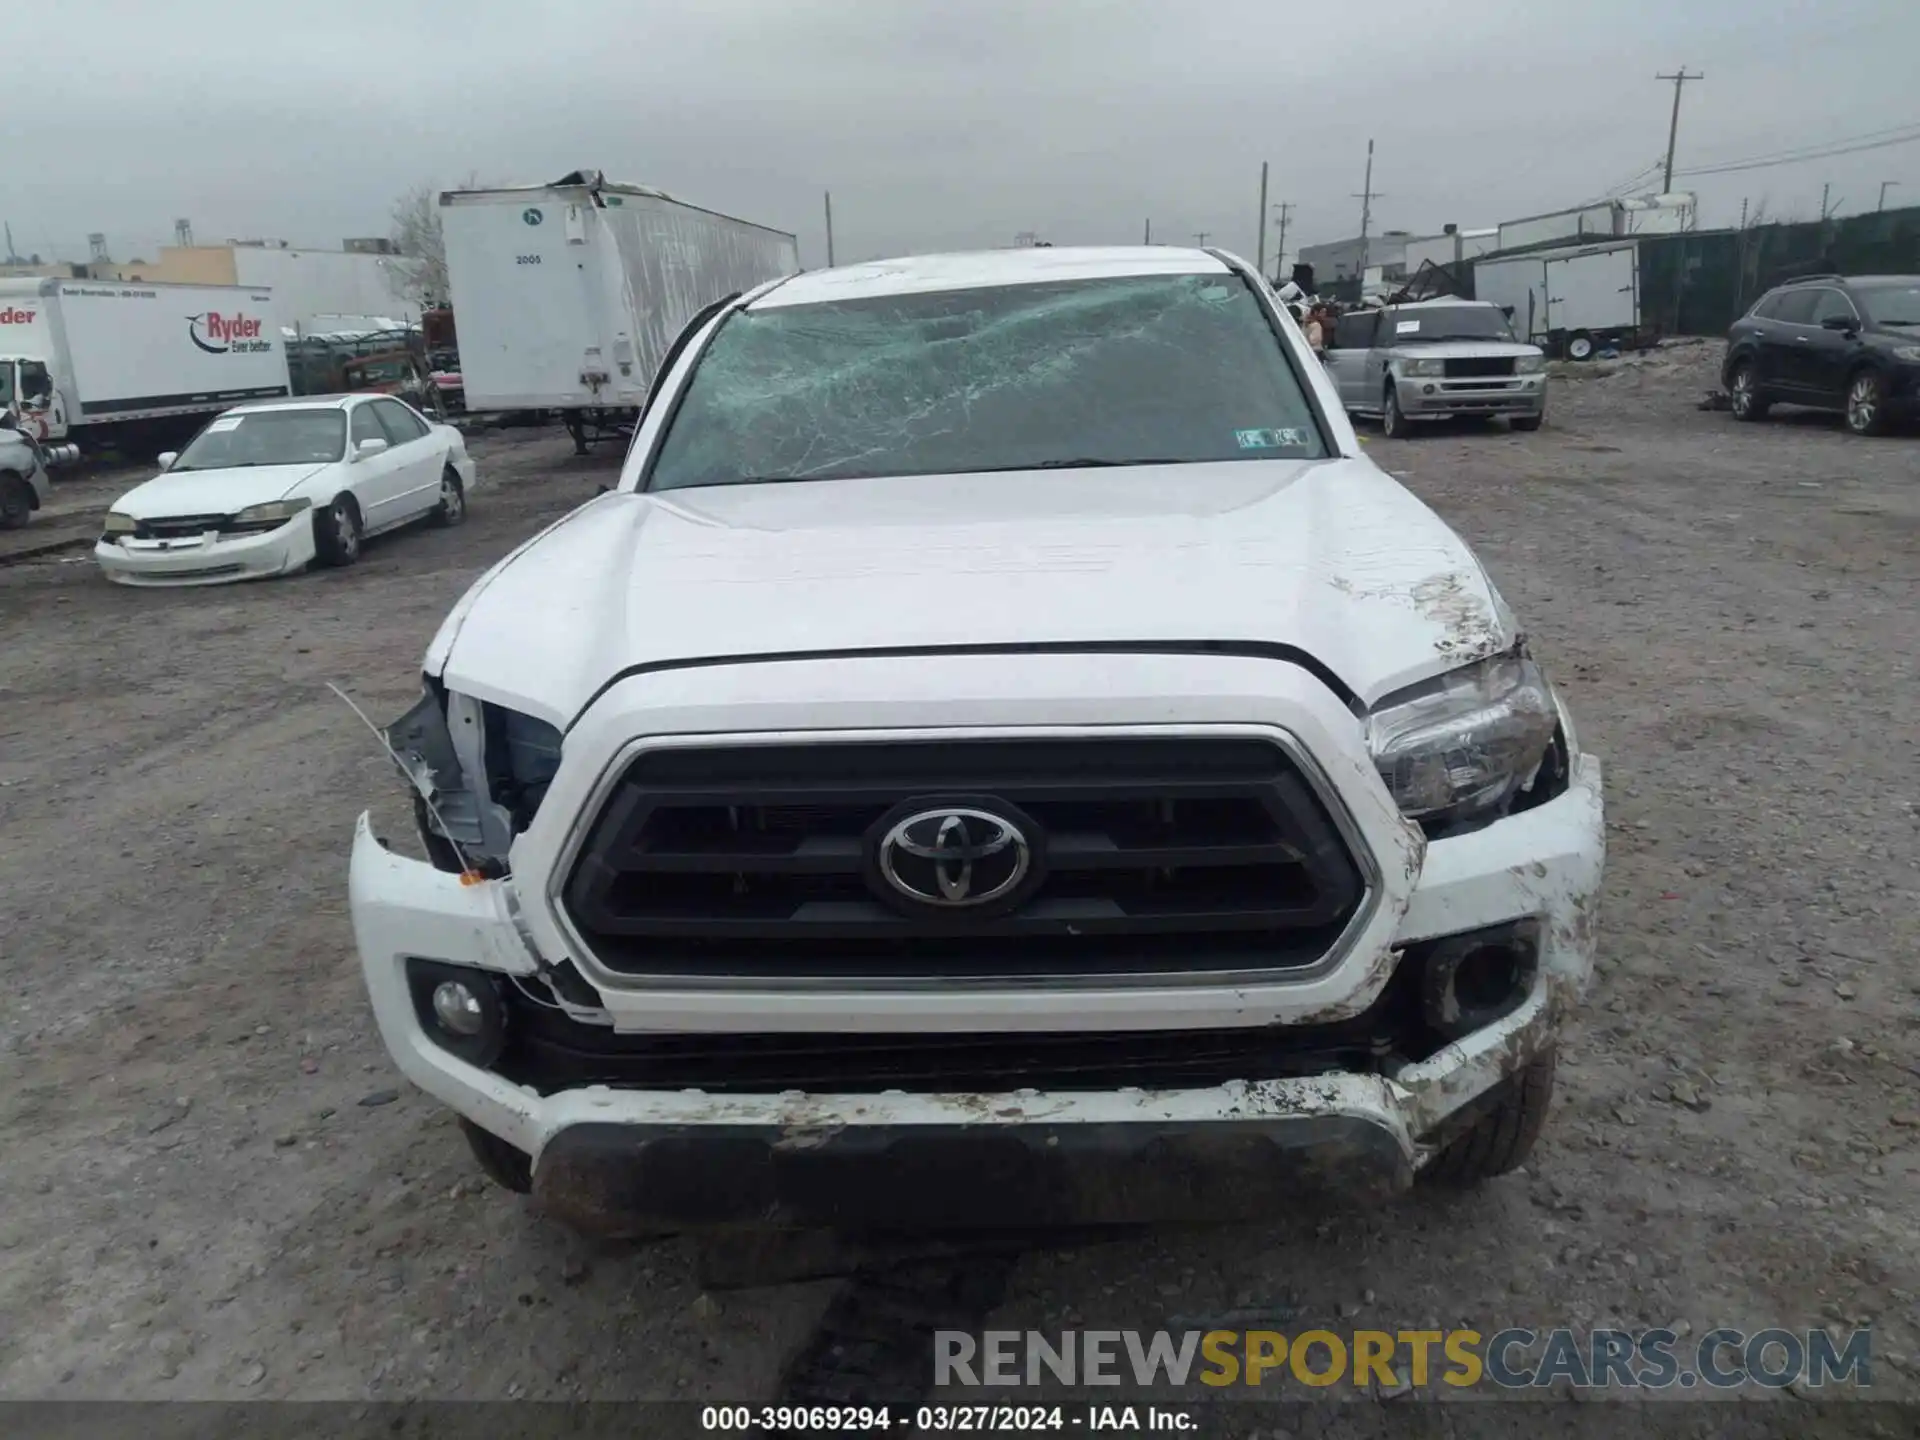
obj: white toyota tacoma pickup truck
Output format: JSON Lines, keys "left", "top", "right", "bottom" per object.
{"left": 348, "top": 246, "right": 1605, "bottom": 1235}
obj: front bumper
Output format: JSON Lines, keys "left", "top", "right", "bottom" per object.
{"left": 1395, "top": 374, "right": 1546, "bottom": 419}
{"left": 349, "top": 724, "right": 1604, "bottom": 1231}
{"left": 95, "top": 515, "right": 315, "bottom": 586}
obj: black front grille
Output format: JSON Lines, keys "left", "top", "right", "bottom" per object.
{"left": 562, "top": 739, "right": 1366, "bottom": 980}
{"left": 132, "top": 514, "right": 230, "bottom": 539}
{"left": 132, "top": 513, "right": 289, "bottom": 540}
{"left": 1443, "top": 356, "right": 1516, "bottom": 379}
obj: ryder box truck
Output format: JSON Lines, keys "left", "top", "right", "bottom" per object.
{"left": 0, "top": 277, "right": 292, "bottom": 456}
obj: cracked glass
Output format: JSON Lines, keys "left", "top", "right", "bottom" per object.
{"left": 645, "top": 272, "right": 1327, "bottom": 490}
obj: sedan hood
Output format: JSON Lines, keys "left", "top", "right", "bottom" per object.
{"left": 112, "top": 463, "right": 331, "bottom": 519}
{"left": 433, "top": 459, "right": 1515, "bottom": 726}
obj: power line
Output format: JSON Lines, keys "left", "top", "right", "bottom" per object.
{"left": 1681, "top": 120, "right": 1920, "bottom": 172}
{"left": 1676, "top": 124, "right": 1920, "bottom": 178}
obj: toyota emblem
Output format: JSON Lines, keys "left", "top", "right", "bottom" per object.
{"left": 876, "top": 805, "right": 1032, "bottom": 909}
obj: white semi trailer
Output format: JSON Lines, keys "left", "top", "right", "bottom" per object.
{"left": 439, "top": 169, "right": 800, "bottom": 452}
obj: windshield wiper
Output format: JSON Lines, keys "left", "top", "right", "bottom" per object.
{"left": 963, "top": 457, "right": 1192, "bottom": 473}
{"left": 1878, "top": 318, "right": 1918, "bottom": 327}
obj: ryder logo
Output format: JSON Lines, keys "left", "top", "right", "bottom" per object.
{"left": 0, "top": 307, "right": 37, "bottom": 325}
{"left": 188, "top": 311, "right": 269, "bottom": 354}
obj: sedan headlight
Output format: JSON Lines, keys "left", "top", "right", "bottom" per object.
{"left": 1366, "top": 653, "right": 1559, "bottom": 825}
{"left": 102, "top": 512, "right": 136, "bottom": 535}
{"left": 1514, "top": 353, "right": 1547, "bottom": 374}
{"left": 233, "top": 498, "right": 314, "bottom": 525}
{"left": 1892, "top": 345, "right": 1920, "bottom": 363}
{"left": 1396, "top": 357, "right": 1445, "bottom": 377}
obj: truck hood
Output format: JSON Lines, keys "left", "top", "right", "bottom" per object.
{"left": 432, "top": 458, "right": 1516, "bottom": 726}
{"left": 111, "top": 463, "right": 333, "bottom": 519}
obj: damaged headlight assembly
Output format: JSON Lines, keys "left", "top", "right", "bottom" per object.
{"left": 232, "top": 498, "right": 313, "bottom": 526}
{"left": 384, "top": 684, "right": 564, "bottom": 874}
{"left": 1365, "top": 651, "right": 1559, "bottom": 831}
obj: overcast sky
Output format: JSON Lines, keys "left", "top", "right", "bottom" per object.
{"left": 9, "top": 0, "right": 1916, "bottom": 269}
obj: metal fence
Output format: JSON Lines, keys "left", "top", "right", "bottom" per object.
{"left": 1637, "top": 206, "right": 1920, "bottom": 336}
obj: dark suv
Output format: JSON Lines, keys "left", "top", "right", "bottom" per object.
{"left": 1723, "top": 274, "right": 1920, "bottom": 435}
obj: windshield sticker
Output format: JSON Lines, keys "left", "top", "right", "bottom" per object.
{"left": 1395, "top": 319, "right": 1421, "bottom": 335}
{"left": 205, "top": 416, "right": 243, "bottom": 432}
{"left": 1235, "top": 427, "right": 1309, "bottom": 450}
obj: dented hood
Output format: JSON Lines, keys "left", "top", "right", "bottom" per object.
{"left": 431, "top": 458, "right": 1514, "bottom": 726}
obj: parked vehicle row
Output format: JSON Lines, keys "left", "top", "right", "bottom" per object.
{"left": 94, "top": 393, "right": 475, "bottom": 586}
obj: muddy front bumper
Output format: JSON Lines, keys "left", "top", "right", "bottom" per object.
{"left": 348, "top": 743, "right": 1604, "bottom": 1234}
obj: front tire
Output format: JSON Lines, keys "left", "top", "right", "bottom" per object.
{"left": 1845, "top": 369, "right": 1887, "bottom": 436}
{"left": 1381, "top": 385, "right": 1409, "bottom": 439}
{"left": 1511, "top": 413, "right": 1543, "bottom": 433}
{"left": 313, "top": 494, "right": 363, "bottom": 567}
{"left": 433, "top": 466, "right": 466, "bottom": 527}
{"left": 0, "top": 472, "right": 33, "bottom": 531}
{"left": 1423, "top": 1052, "right": 1556, "bottom": 1187}
{"left": 1728, "top": 359, "right": 1771, "bottom": 421}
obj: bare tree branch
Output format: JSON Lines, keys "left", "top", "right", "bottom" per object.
{"left": 389, "top": 174, "right": 480, "bottom": 309}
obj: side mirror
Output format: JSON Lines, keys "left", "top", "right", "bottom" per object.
{"left": 157, "top": 451, "right": 178, "bottom": 469}
{"left": 355, "top": 437, "right": 390, "bottom": 460}
{"left": 1820, "top": 314, "right": 1857, "bottom": 332}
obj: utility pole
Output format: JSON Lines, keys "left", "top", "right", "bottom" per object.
{"left": 1655, "top": 67, "right": 1703, "bottom": 193}
{"left": 1879, "top": 181, "right": 1899, "bottom": 212}
{"left": 1821, "top": 183, "right": 1836, "bottom": 220}
{"left": 1193, "top": 231, "right": 1211, "bottom": 247}
{"left": 824, "top": 190, "right": 835, "bottom": 267}
{"left": 1739, "top": 197, "right": 1748, "bottom": 229}
{"left": 1257, "top": 162, "right": 1269, "bottom": 277}
{"left": 1272, "top": 201, "right": 1294, "bottom": 282}
{"left": 1353, "top": 139, "right": 1379, "bottom": 284}
{"left": 1143, "top": 218, "right": 1151, "bottom": 244}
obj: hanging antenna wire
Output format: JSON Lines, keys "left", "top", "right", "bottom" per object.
{"left": 326, "top": 681, "right": 483, "bottom": 881}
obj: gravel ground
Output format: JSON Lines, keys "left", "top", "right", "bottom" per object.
{"left": 2, "top": 352, "right": 1917, "bottom": 1425}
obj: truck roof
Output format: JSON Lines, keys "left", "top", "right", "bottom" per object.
{"left": 752, "top": 246, "right": 1232, "bottom": 309}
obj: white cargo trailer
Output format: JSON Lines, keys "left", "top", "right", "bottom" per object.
{"left": 440, "top": 169, "right": 799, "bottom": 451}
{"left": 1473, "top": 240, "right": 1642, "bottom": 360}
{"left": 0, "top": 277, "right": 291, "bottom": 454}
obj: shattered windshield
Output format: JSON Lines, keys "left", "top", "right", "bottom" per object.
{"left": 645, "top": 272, "right": 1327, "bottom": 490}
{"left": 172, "top": 409, "right": 347, "bottom": 471}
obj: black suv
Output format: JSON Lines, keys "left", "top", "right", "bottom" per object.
{"left": 1723, "top": 274, "right": 1920, "bottom": 435}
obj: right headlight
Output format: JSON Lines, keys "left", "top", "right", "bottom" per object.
{"left": 1397, "top": 357, "right": 1445, "bottom": 377}
{"left": 233, "top": 498, "right": 314, "bottom": 525}
{"left": 102, "top": 511, "right": 136, "bottom": 536}
{"left": 1366, "top": 653, "right": 1559, "bottom": 825}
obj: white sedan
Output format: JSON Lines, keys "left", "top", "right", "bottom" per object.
{"left": 94, "top": 394, "right": 478, "bottom": 587}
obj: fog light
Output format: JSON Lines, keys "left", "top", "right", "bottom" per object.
{"left": 432, "top": 981, "right": 484, "bottom": 1036}
{"left": 1417, "top": 922, "right": 1538, "bottom": 1041}
{"left": 405, "top": 959, "right": 508, "bottom": 1068}
{"left": 1422, "top": 383, "right": 1436, "bottom": 394}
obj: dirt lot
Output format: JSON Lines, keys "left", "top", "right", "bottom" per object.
{"left": 3, "top": 352, "right": 1918, "bottom": 1422}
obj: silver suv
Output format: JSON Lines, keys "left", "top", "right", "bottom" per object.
{"left": 1325, "top": 299, "right": 1547, "bottom": 436}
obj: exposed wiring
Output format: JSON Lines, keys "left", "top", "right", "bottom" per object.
{"left": 1676, "top": 124, "right": 1920, "bottom": 178}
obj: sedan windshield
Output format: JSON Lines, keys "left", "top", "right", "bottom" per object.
{"left": 645, "top": 272, "right": 1326, "bottom": 490}
{"left": 1388, "top": 306, "right": 1517, "bottom": 342}
{"left": 1857, "top": 282, "right": 1920, "bottom": 326}
{"left": 171, "top": 409, "right": 346, "bottom": 471}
